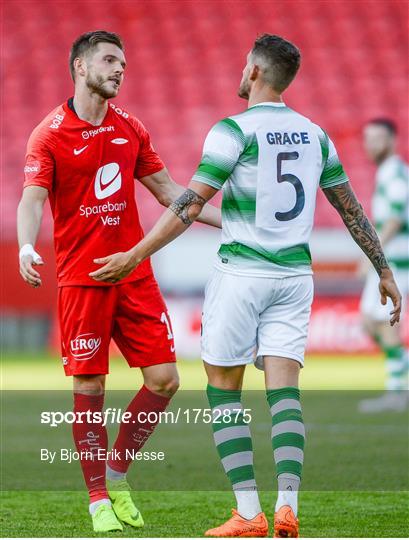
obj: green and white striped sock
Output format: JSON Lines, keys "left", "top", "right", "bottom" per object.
{"left": 384, "top": 345, "right": 408, "bottom": 391}
{"left": 206, "top": 384, "right": 261, "bottom": 519}
{"left": 266, "top": 387, "right": 305, "bottom": 516}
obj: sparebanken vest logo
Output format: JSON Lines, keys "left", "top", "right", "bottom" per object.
{"left": 70, "top": 333, "right": 102, "bottom": 361}
{"left": 94, "top": 162, "right": 122, "bottom": 200}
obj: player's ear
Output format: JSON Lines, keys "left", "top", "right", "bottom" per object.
{"left": 249, "top": 64, "right": 259, "bottom": 82}
{"left": 74, "top": 57, "right": 86, "bottom": 78}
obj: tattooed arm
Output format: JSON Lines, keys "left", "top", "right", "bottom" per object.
{"left": 89, "top": 182, "right": 217, "bottom": 283}
{"left": 323, "top": 182, "right": 389, "bottom": 275}
{"left": 323, "top": 182, "right": 402, "bottom": 324}
{"left": 139, "top": 168, "right": 221, "bottom": 228}
{"left": 168, "top": 188, "right": 207, "bottom": 225}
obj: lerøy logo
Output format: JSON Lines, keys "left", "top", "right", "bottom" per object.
{"left": 94, "top": 162, "right": 122, "bottom": 200}
{"left": 70, "top": 333, "right": 101, "bottom": 361}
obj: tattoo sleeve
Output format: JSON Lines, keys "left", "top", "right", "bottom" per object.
{"left": 323, "top": 182, "right": 389, "bottom": 276}
{"left": 169, "top": 188, "right": 206, "bottom": 225}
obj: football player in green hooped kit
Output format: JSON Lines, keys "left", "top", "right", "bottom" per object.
{"left": 91, "top": 34, "right": 402, "bottom": 537}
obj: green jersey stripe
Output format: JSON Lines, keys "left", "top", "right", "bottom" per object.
{"left": 193, "top": 175, "right": 224, "bottom": 190}
{"left": 389, "top": 258, "right": 409, "bottom": 268}
{"left": 391, "top": 201, "right": 405, "bottom": 212}
{"left": 220, "top": 117, "right": 246, "bottom": 145}
{"left": 319, "top": 129, "right": 349, "bottom": 188}
{"left": 240, "top": 139, "right": 259, "bottom": 163}
{"left": 218, "top": 242, "right": 312, "bottom": 267}
{"left": 222, "top": 196, "right": 256, "bottom": 213}
{"left": 197, "top": 162, "right": 232, "bottom": 182}
{"left": 318, "top": 129, "right": 330, "bottom": 164}
{"left": 320, "top": 158, "right": 349, "bottom": 188}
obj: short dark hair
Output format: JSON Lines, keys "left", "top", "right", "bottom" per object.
{"left": 251, "top": 34, "right": 301, "bottom": 93}
{"left": 366, "top": 118, "right": 397, "bottom": 135}
{"left": 69, "top": 30, "right": 124, "bottom": 80}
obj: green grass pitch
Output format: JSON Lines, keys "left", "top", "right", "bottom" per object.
{"left": 1, "top": 353, "right": 408, "bottom": 537}
{"left": 2, "top": 490, "right": 408, "bottom": 537}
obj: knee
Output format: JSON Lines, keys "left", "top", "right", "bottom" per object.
{"left": 207, "top": 376, "right": 240, "bottom": 391}
{"left": 147, "top": 375, "right": 180, "bottom": 398}
{"left": 73, "top": 374, "right": 105, "bottom": 395}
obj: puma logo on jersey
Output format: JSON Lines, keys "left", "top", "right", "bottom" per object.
{"left": 94, "top": 162, "right": 122, "bottom": 200}
{"left": 111, "top": 138, "right": 128, "bottom": 144}
{"left": 74, "top": 145, "right": 89, "bottom": 155}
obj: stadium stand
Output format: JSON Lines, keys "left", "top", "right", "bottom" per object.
{"left": 2, "top": 0, "right": 408, "bottom": 236}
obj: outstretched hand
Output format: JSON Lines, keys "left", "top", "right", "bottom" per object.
{"left": 379, "top": 271, "right": 402, "bottom": 326}
{"left": 89, "top": 251, "right": 137, "bottom": 283}
{"left": 20, "top": 253, "right": 44, "bottom": 287}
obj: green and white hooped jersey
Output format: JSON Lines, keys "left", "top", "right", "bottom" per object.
{"left": 192, "top": 102, "right": 349, "bottom": 277}
{"left": 372, "top": 155, "right": 409, "bottom": 269}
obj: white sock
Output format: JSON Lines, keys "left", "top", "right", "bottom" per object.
{"left": 276, "top": 475, "right": 300, "bottom": 516}
{"left": 89, "top": 498, "right": 111, "bottom": 515}
{"left": 234, "top": 489, "right": 262, "bottom": 520}
{"left": 106, "top": 464, "right": 126, "bottom": 481}
{"left": 276, "top": 491, "right": 298, "bottom": 516}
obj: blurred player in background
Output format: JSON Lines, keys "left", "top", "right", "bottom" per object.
{"left": 359, "top": 119, "right": 408, "bottom": 413}
{"left": 89, "top": 34, "right": 402, "bottom": 537}
{"left": 17, "top": 30, "right": 221, "bottom": 533}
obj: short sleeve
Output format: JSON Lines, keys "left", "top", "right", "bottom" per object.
{"left": 385, "top": 176, "right": 408, "bottom": 221}
{"left": 192, "top": 118, "right": 244, "bottom": 190}
{"left": 134, "top": 123, "right": 165, "bottom": 179}
{"left": 318, "top": 130, "right": 349, "bottom": 189}
{"left": 24, "top": 128, "right": 55, "bottom": 191}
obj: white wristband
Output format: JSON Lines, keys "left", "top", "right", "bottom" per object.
{"left": 19, "top": 243, "right": 42, "bottom": 263}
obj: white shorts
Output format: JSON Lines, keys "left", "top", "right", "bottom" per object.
{"left": 201, "top": 268, "right": 314, "bottom": 369}
{"left": 360, "top": 266, "right": 408, "bottom": 322}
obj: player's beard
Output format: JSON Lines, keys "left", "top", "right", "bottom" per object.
{"left": 85, "top": 71, "right": 119, "bottom": 99}
{"left": 373, "top": 147, "right": 393, "bottom": 165}
{"left": 238, "top": 75, "right": 251, "bottom": 100}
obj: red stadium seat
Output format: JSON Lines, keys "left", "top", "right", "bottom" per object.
{"left": 2, "top": 0, "right": 407, "bottom": 233}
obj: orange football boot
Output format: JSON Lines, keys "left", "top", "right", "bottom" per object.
{"left": 205, "top": 509, "right": 268, "bottom": 537}
{"left": 274, "top": 505, "right": 299, "bottom": 538}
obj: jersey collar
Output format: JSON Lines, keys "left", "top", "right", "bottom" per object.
{"left": 377, "top": 154, "right": 399, "bottom": 174}
{"left": 249, "top": 101, "right": 287, "bottom": 108}
{"left": 63, "top": 98, "right": 112, "bottom": 127}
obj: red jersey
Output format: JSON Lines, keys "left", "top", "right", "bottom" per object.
{"left": 24, "top": 99, "right": 164, "bottom": 286}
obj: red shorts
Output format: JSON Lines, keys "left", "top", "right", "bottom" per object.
{"left": 58, "top": 274, "right": 176, "bottom": 376}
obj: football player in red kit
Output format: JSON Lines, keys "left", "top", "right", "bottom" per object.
{"left": 17, "top": 30, "right": 221, "bottom": 533}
